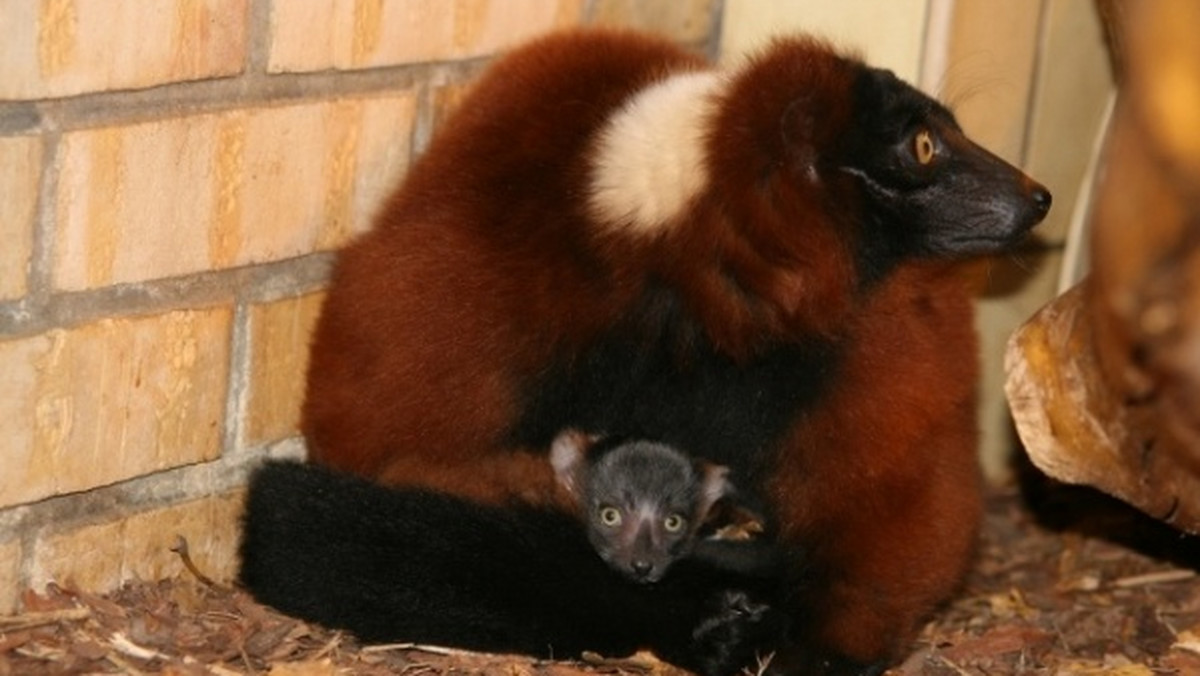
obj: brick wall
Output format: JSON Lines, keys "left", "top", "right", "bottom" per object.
{"left": 0, "top": 0, "right": 720, "bottom": 614}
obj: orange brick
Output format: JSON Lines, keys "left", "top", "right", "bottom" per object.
{"left": 0, "top": 135, "right": 41, "bottom": 300}
{"left": 268, "top": 0, "right": 585, "bottom": 72}
{"left": 0, "top": 308, "right": 232, "bottom": 507}
{"left": 590, "top": 0, "right": 716, "bottom": 45}
{"left": 245, "top": 292, "right": 325, "bottom": 446}
{"left": 29, "top": 491, "right": 244, "bottom": 595}
{"left": 0, "top": 0, "right": 248, "bottom": 100}
{"left": 0, "top": 539, "right": 20, "bottom": 614}
{"left": 53, "top": 95, "right": 415, "bottom": 291}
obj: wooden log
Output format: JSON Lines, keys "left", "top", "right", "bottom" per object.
{"left": 1006, "top": 282, "right": 1200, "bottom": 533}
{"left": 1005, "top": 0, "right": 1200, "bottom": 534}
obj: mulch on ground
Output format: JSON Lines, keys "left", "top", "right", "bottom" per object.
{"left": 4, "top": 473, "right": 1200, "bottom": 675}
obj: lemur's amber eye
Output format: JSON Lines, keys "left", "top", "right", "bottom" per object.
{"left": 599, "top": 507, "right": 622, "bottom": 527}
{"left": 663, "top": 514, "right": 686, "bottom": 532}
{"left": 913, "top": 129, "right": 936, "bottom": 165}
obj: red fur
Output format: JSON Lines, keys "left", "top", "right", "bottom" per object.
{"left": 304, "top": 29, "right": 987, "bottom": 667}
{"left": 305, "top": 30, "right": 703, "bottom": 478}
{"left": 767, "top": 262, "right": 982, "bottom": 662}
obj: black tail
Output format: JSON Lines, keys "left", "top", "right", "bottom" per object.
{"left": 238, "top": 461, "right": 783, "bottom": 675}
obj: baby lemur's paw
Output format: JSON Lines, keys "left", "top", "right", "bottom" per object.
{"left": 688, "top": 590, "right": 781, "bottom": 676}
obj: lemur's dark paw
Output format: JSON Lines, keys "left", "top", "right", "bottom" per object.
{"left": 688, "top": 590, "right": 782, "bottom": 676}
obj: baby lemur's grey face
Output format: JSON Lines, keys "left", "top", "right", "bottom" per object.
{"left": 584, "top": 441, "right": 705, "bottom": 583}
{"left": 550, "top": 432, "right": 732, "bottom": 584}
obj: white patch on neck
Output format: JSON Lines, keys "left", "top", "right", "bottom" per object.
{"left": 587, "top": 71, "right": 722, "bottom": 237}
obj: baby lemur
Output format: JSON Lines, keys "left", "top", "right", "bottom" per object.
{"left": 550, "top": 430, "right": 766, "bottom": 583}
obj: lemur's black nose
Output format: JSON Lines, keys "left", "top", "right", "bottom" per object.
{"left": 631, "top": 560, "right": 653, "bottom": 578}
{"left": 1030, "top": 184, "right": 1052, "bottom": 216}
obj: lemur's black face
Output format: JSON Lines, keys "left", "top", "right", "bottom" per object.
{"left": 840, "top": 67, "right": 1051, "bottom": 259}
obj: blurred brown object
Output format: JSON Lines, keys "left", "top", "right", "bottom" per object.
{"left": 1006, "top": 1, "right": 1200, "bottom": 533}
{"left": 1092, "top": 0, "right": 1126, "bottom": 83}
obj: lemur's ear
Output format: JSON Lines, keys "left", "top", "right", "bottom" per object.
{"left": 697, "top": 462, "right": 733, "bottom": 518}
{"left": 549, "top": 429, "right": 599, "bottom": 498}
{"left": 697, "top": 462, "right": 767, "bottom": 541}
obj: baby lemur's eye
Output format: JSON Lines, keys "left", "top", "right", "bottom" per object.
{"left": 599, "top": 506, "right": 622, "bottom": 527}
{"left": 912, "top": 129, "right": 936, "bottom": 165}
{"left": 663, "top": 514, "right": 686, "bottom": 532}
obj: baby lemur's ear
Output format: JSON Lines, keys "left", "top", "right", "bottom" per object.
{"left": 697, "top": 462, "right": 766, "bottom": 541}
{"left": 698, "top": 463, "right": 732, "bottom": 517}
{"left": 549, "top": 428, "right": 600, "bottom": 498}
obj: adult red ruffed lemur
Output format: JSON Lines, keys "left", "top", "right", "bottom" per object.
{"left": 239, "top": 28, "right": 1050, "bottom": 676}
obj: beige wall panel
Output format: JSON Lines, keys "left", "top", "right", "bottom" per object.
{"left": 1024, "top": 0, "right": 1115, "bottom": 243}
{"left": 721, "top": 0, "right": 929, "bottom": 81}
{"left": 943, "top": 0, "right": 1044, "bottom": 163}
{"left": 973, "top": 250, "right": 1065, "bottom": 479}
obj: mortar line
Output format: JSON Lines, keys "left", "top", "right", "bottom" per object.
{"left": 705, "top": 0, "right": 727, "bottom": 62}
{"left": 0, "top": 252, "right": 334, "bottom": 340}
{"left": 221, "top": 298, "right": 252, "bottom": 459}
{"left": 0, "top": 103, "right": 42, "bottom": 135}
{"left": 21, "top": 130, "right": 62, "bottom": 322}
{"left": 10, "top": 58, "right": 489, "bottom": 135}
{"left": 411, "top": 76, "right": 437, "bottom": 158}
{"left": 246, "top": 0, "right": 274, "bottom": 75}
{"left": 0, "top": 437, "right": 305, "bottom": 543}
{"left": 580, "top": 0, "right": 600, "bottom": 23}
